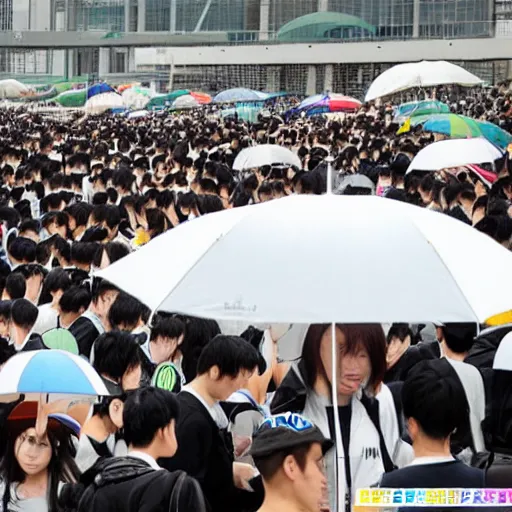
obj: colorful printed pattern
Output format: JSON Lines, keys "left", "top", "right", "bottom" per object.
{"left": 356, "top": 488, "right": 512, "bottom": 507}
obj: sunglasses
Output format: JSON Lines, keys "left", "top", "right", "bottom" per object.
{"left": 258, "top": 412, "right": 314, "bottom": 434}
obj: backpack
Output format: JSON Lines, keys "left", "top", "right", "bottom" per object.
{"left": 60, "top": 457, "right": 206, "bottom": 512}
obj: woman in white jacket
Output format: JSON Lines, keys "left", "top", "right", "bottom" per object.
{"left": 270, "top": 323, "right": 413, "bottom": 512}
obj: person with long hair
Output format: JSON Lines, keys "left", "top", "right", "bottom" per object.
{"left": 270, "top": 323, "right": 413, "bottom": 512}
{"left": 0, "top": 403, "right": 81, "bottom": 512}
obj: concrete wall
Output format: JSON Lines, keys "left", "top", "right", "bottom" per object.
{"left": 134, "top": 37, "right": 512, "bottom": 66}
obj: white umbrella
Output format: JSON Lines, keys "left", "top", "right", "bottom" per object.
{"left": 365, "top": 61, "right": 483, "bottom": 102}
{"left": 122, "top": 86, "right": 153, "bottom": 110}
{"left": 233, "top": 144, "right": 301, "bottom": 171}
{"left": 493, "top": 332, "right": 512, "bottom": 371}
{"left": 0, "top": 349, "right": 109, "bottom": 403}
{"left": 173, "top": 94, "right": 200, "bottom": 109}
{"left": 85, "top": 92, "right": 125, "bottom": 115}
{"left": 98, "top": 194, "right": 512, "bottom": 325}
{"left": 406, "top": 138, "right": 503, "bottom": 173}
{"left": 0, "top": 79, "right": 30, "bottom": 99}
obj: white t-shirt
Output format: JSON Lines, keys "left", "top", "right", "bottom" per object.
{"left": 33, "top": 304, "right": 59, "bottom": 335}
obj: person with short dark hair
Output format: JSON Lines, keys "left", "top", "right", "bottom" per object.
{"left": 9, "top": 298, "right": 45, "bottom": 352}
{"left": 68, "top": 279, "right": 119, "bottom": 359}
{"left": 141, "top": 316, "right": 185, "bottom": 367}
{"left": 34, "top": 267, "right": 71, "bottom": 334}
{"left": 7, "top": 237, "right": 37, "bottom": 267}
{"left": 2, "top": 272, "right": 26, "bottom": 301}
{"left": 76, "top": 387, "right": 206, "bottom": 512}
{"left": 251, "top": 412, "right": 332, "bottom": 512}
{"left": 58, "top": 285, "right": 92, "bottom": 329}
{"left": 436, "top": 323, "right": 486, "bottom": 456}
{"left": 380, "top": 359, "right": 485, "bottom": 490}
{"left": 160, "top": 335, "right": 262, "bottom": 512}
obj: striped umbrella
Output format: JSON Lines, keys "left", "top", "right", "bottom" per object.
{"left": 399, "top": 113, "right": 512, "bottom": 149}
{"left": 0, "top": 350, "right": 109, "bottom": 403}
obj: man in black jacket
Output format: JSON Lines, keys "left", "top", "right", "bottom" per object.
{"left": 75, "top": 387, "right": 206, "bottom": 512}
{"left": 160, "top": 335, "right": 263, "bottom": 512}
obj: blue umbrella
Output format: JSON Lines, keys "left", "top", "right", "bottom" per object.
{"left": 476, "top": 120, "right": 512, "bottom": 150}
{"left": 213, "top": 88, "right": 264, "bottom": 103}
{"left": 0, "top": 350, "right": 109, "bottom": 403}
{"left": 87, "top": 82, "right": 114, "bottom": 99}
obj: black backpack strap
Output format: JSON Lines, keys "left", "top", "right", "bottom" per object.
{"left": 360, "top": 394, "right": 397, "bottom": 473}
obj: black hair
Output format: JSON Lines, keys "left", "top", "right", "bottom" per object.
{"left": 59, "top": 285, "right": 92, "bottom": 314}
{"left": 38, "top": 268, "right": 72, "bottom": 306}
{"left": 11, "top": 298, "right": 38, "bottom": 330}
{"left": 93, "top": 331, "right": 142, "bottom": 384}
{"left": 53, "top": 235, "right": 71, "bottom": 264}
{"left": 150, "top": 316, "right": 185, "bottom": 342}
{"left": 5, "top": 273, "right": 26, "bottom": 300}
{"left": 18, "top": 219, "right": 40, "bottom": 237}
{"left": 253, "top": 444, "right": 310, "bottom": 482}
{"left": 108, "top": 292, "right": 150, "bottom": 332}
{"left": 92, "top": 242, "right": 130, "bottom": 269}
{"left": 122, "top": 387, "right": 180, "bottom": 448}
{"left": 0, "top": 338, "right": 15, "bottom": 365}
{"left": 1, "top": 422, "right": 80, "bottom": 512}
{"left": 70, "top": 242, "right": 100, "bottom": 266}
{"left": 0, "top": 300, "right": 12, "bottom": 321}
{"left": 196, "top": 334, "right": 260, "bottom": 378}
{"left": 386, "top": 323, "right": 413, "bottom": 345}
{"left": 65, "top": 202, "right": 93, "bottom": 228}
{"left": 441, "top": 323, "right": 478, "bottom": 354}
{"left": 402, "top": 359, "right": 468, "bottom": 440}
{"left": 91, "top": 204, "right": 121, "bottom": 230}
{"left": 8, "top": 237, "right": 37, "bottom": 263}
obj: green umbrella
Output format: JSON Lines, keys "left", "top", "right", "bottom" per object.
{"left": 42, "top": 328, "right": 79, "bottom": 355}
{"left": 398, "top": 114, "right": 481, "bottom": 138}
{"left": 146, "top": 90, "right": 190, "bottom": 110}
{"left": 395, "top": 100, "right": 450, "bottom": 120}
{"left": 55, "top": 89, "right": 87, "bottom": 108}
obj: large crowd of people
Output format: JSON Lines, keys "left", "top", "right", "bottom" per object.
{"left": 0, "top": 82, "right": 511, "bottom": 512}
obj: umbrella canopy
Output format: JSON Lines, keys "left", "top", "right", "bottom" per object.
{"left": 98, "top": 194, "right": 512, "bottom": 325}
{"left": 190, "top": 91, "right": 212, "bottom": 104}
{"left": 117, "top": 83, "right": 140, "bottom": 93}
{"left": 0, "top": 79, "right": 30, "bottom": 99}
{"left": 87, "top": 82, "right": 114, "bottom": 99}
{"left": 173, "top": 94, "right": 201, "bottom": 109}
{"left": 233, "top": 144, "right": 301, "bottom": 171}
{"left": 335, "top": 174, "right": 375, "bottom": 195}
{"left": 365, "top": 61, "right": 483, "bottom": 102}
{"left": 54, "top": 89, "right": 87, "bottom": 108}
{"left": 294, "top": 93, "right": 362, "bottom": 116}
{"left": 146, "top": 90, "right": 190, "bottom": 110}
{"left": 477, "top": 120, "right": 512, "bottom": 150}
{"left": 85, "top": 92, "right": 124, "bottom": 115}
{"left": 277, "top": 11, "right": 375, "bottom": 41}
{"left": 416, "top": 113, "right": 482, "bottom": 138}
{"left": 406, "top": 138, "right": 503, "bottom": 173}
{"left": 0, "top": 350, "right": 109, "bottom": 403}
{"left": 213, "top": 88, "right": 264, "bottom": 103}
{"left": 394, "top": 100, "right": 450, "bottom": 120}
{"left": 122, "top": 86, "right": 153, "bottom": 110}
{"left": 42, "top": 329, "right": 79, "bottom": 355}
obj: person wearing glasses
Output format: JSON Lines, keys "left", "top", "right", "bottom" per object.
{"left": 0, "top": 402, "right": 81, "bottom": 512}
{"left": 250, "top": 412, "right": 332, "bottom": 512}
